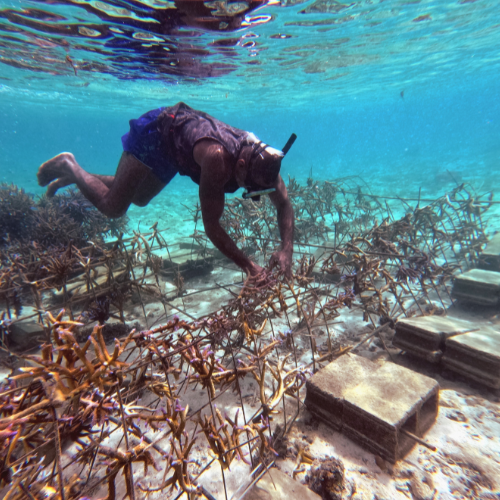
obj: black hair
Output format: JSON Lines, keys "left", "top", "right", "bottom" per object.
{"left": 250, "top": 150, "right": 282, "bottom": 186}
{"left": 244, "top": 141, "right": 283, "bottom": 188}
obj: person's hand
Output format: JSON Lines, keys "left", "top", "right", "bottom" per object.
{"left": 240, "top": 265, "right": 275, "bottom": 296}
{"left": 247, "top": 262, "right": 264, "bottom": 277}
{"left": 241, "top": 262, "right": 265, "bottom": 291}
{"left": 269, "top": 250, "right": 293, "bottom": 278}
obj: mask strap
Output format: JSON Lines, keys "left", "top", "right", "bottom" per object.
{"left": 242, "top": 187, "right": 276, "bottom": 199}
{"left": 241, "top": 134, "right": 296, "bottom": 198}
{"left": 250, "top": 140, "right": 267, "bottom": 160}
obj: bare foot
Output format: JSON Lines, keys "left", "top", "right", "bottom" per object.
{"left": 37, "top": 152, "right": 77, "bottom": 196}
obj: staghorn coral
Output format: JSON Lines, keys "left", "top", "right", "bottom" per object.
{"left": 0, "top": 183, "right": 37, "bottom": 246}
{"left": 0, "top": 177, "right": 495, "bottom": 500}
{"left": 0, "top": 184, "right": 128, "bottom": 253}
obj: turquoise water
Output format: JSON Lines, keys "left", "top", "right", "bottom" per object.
{"left": 1, "top": 0, "right": 500, "bottom": 202}
{"left": 2, "top": 4, "right": 500, "bottom": 497}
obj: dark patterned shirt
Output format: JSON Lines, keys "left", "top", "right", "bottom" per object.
{"left": 121, "top": 102, "right": 248, "bottom": 193}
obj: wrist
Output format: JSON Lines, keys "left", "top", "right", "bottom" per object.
{"left": 247, "top": 262, "right": 262, "bottom": 276}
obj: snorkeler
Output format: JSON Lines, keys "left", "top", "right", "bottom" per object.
{"left": 37, "top": 102, "right": 296, "bottom": 278}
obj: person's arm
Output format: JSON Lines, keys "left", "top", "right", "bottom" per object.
{"left": 268, "top": 174, "right": 294, "bottom": 277}
{"left": 195, "top": 141, "right": 262, "bottom": 276}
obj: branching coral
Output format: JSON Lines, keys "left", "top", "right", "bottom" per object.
{"left": 0, "top": 178, "right": 493, "bottom": 500}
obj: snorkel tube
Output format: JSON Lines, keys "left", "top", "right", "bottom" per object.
{"left": 242, "top": 133, "right": 297, "bottom": 200}
{"left": 282, "top": 132, "right": 298, "bottom": 156}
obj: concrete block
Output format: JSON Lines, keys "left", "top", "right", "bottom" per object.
{"left": 305, "top": 354, "right": 378, "bottom": 430}
{"left": 478, "top": 233, "right": 500, "bottom": 272}
{"left": 442, "top": 325, "right": 500, "bottom": 389}
{"left": 238, "top": 468, "right": 321, "bottom": 500}
{"left": 451, "top": 269, "right": 500, "bottom": 306}
{"left": 8, "top": 321, "right": 45, "bottom": 350}
{"left": 342, "top": 362, "right": 439, "bottom": 463}
{"left": 305, "top": 354, "right": 439, "bottom": 463}
{"left": 158, "top": 244, "right": 214, "bottom": 280}
{"left": 393, "top": 316, "right": 473, "bottom": 363}
{"left": 52, "top": 266, "right": 128, "bottom": 300}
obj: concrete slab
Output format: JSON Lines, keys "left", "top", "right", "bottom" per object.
{"left": 451, "top": 269, "right": 500, "bottom": 306}
{"left": 443, "top": 325, "right": 500, "bottom": 389}
{"left": 305, "top": 354, "right": 439, "bottom": 463}
{"left": 393, "top": 316, "right": 474, "bottom": 363}
{"left": 8, "top": 321, "right": 45, "bottom": 350}
{"left": 478, "top": 233, "right": 500, "bottom": 272}
{"left": 305, "top": 354, "right": 378, "bottom": 430}
{"left": 52, "top": 266, "right": 128, "bottom": 300}
{"left": 342, "top": 362, "right": 439, "bottom": 462}
{"left": 237, "top": 468, "right": 321, "bottom": 500}
{"left": 157, "top": 245, "right": 215, "bottom": 280}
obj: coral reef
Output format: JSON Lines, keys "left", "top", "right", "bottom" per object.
{"left": 0, "top": 184, "right": 128, "bottom": 251}
{"left": 0, "top": 184, "right": 128, "bottom": 319}
{"left": 305, "top": 457, "right": 345, "bottom": 500}
{"left": 0, "top": 177, "right": 496, "bottom": 500}
{"left": 0, "top": 183, "right": 37, "bottom": 247}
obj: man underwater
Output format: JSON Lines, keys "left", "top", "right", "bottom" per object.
{"left": 37, "top": 102, "right": 296, "bottom": 278}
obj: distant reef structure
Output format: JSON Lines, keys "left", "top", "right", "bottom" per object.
{"left": 0, "top": 183, "right": 128, "bottom": 251}
{"left": 0, "top": 183, "right": 129, "bottom": 318}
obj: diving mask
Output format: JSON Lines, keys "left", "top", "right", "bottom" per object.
{"left": 242, "top": 133, "right": 297, "bottom": 201}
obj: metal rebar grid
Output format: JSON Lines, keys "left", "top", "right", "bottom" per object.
{"left": 0, "top": 178, "right": 495, "bottom": 499}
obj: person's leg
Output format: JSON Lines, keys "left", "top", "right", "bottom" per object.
{"left": 92, "top": 161, "right": 168, "bottom": 207}
{"left": 130, "top": 170, "right": 167, "bottom": 207}
{"left": 89, "top": 174, "right": 115, "bottom": 189}
{"left": 37, "top": 152, "right": 156, "bottom": 217}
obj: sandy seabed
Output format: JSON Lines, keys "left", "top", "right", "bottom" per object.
{"left": 2, "top": 177, "right": 500, "bottom": 500}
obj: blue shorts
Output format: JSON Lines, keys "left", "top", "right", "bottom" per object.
{"left": 121, "top": 108, "right": 178, "bottom": 184}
